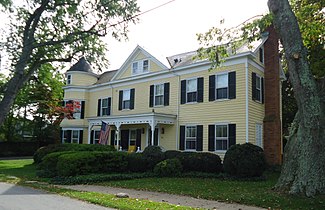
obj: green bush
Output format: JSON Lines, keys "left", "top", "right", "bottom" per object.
{"left": 33, "top": 144, "right": 116, "bottom": 164}
{"left": 164, "top": 150, "right": 182, "bottom": 160}
{"left": 153, "top": 158, "right": 183, "bottom": 177}
{"left": 56, "top": 151, "right": 127, "bottom": 177}
{"left": 223, "top": 143, "right": 267, "bottom": 178}
{"left": 179, "top": 152, "right": 222, "bottom": 173}
{"left": 126, "top": 153, "right": 147, "bottom": 172}
{"left": 142, "top": 146, "right": 165, "bottom": 170}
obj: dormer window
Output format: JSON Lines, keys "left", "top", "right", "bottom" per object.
{"left": 67, "top": 74, "right": 71, "bottom": 85}
{"left": 132, "top": 59, "right": 149, "bottom": 75}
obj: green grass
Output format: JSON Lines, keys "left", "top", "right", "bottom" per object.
{"left": 0, "top": 159, "right": 37, "bottom": 182}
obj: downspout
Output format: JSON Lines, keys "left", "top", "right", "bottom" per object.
{"left": 245, "top": 57, "right": 249, "bottom": 143}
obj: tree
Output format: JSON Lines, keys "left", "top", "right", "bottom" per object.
{"left": 197, "top": 0, "right": 324, "bottom": 196}
{"left": 0, "top": 0, "right": 139, "bottom": 126}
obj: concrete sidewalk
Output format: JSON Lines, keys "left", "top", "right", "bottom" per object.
{"left": 59, "top": 185, "right": 265, "bottom": 210}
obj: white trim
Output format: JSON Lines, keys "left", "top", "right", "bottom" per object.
{"left": 248, "top": 59, "right": 264, "bottom": 73}
{"left": 65, "top": 70, "right": 99, "bottom": 78}
{"left": 185, "top": 77, "right": 198, "bottom": 103}
{"left": 215, "top": 72, "right": 229, "bottom": 100}
{"left": 153, "top": 83, "right": 164, "bottom": 107}
{"left": 184, "top": 125, "right": 197, "bottom": 151}
{"left": 214, "top": 124, "right": 229, "bottom": 151}
{"left": 245, "top": 58, "right": 249, "bottom": 143}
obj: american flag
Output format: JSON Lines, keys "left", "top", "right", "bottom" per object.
{"left": 99, "top": 121, "right": 110, "bottom": 145}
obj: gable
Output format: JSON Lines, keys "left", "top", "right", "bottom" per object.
{"left": 112, "top": 45, "right": 168, "bottom": 81}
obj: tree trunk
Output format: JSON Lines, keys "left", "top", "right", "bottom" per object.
{"left": 268, "top": 0, "right": 325, "bottom": 196}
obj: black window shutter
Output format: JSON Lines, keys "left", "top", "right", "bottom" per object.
{"left": 118, "top": 90, "right": 123, "bottom": 110}
{"left": 196, "top": 125, "right": 203, "bottom": 151}
{"left": 149, "top": 85, "right": 154, "bottom": 107}
{"left": 90, "top": 130, "right": 94, "bottom": 144}
{"left": 228, "top": 72, "right": 236, "bottom": 99}
{"left": 228, "top": 124, "right": 236, "bottom": 148}
{"left": 107, "top": 97, "right": 111, "bottom": 115}
{"left": 208, "top": 125, "right": 215, "bottom": 151}
{"left": 67, "top": 130, "right": 72, "bottom": 143}
{"left": 209, "top": 75, "right": 216, "bottom": 101}
{"left": 179, "top": 126, "right": 185, "bottom": 150}
{"left": 80, "top": 101, "right": 85, "bottom": 119}
{"left": 110, "top": 130, "right": 115, "bottom": 146}
{"left": 181, "top": 80, "right": 186, "bottom": 104}
{"left": 197, "top": 77, "right": 204, "bottom": 103}
{"left": 261, "top": 78, "right": 264, "bottom": 104}
{"left": 130, "top": 88, "right": 135, "bottom": 110}
{"left": 136, "top": 129, "right": 142, "bottom": 149}
{"left": 97, "top": 99, "right": 101, "bottom": 116}
{"left": 79, "top": 130, "right": 83, "bottom": 144}
{"left": 252, "top": 72, "right": 256, "bottom": 100}
{"left": 121, "top": 130, "right": 129, "bottom": 150}
{"left": 164, "top": 82, "right": 170, "bottom": 106}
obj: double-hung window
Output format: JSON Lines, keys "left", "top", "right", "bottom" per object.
{"left": 185, "top": 126, "right": 196, "bottom": 150}
{"left": 123, "top": 89, "right": 131, "bottom": 109}
{"left": 215, "top": 125, "right": 228, "bottom": 151}
{"left": 67, "top": 75, "right": 71, "bottom": 85}
{"left": 255, "top": 75, "right": 262, "bottom": 102}
{"left": 71, "top": 130, "right": 79, "bottom": 144}
{"left": 216, "top": 73, "right": 228, "bottom": 99}
{"left": 101, "top": 98, "right": 109, "bottom": 116}
{"left": 132, "top": 60, "right": 149, "bottom": 75}
{"left": 154, "top": 84, "right": 164, "bottom": 106}
{"left": 94, "top": 130, "right": 100, "bottom": 144}
{"left": 252, "top": 72, "right": 264, "bottom": 103}
{"left": 186, "top": 78, "right": 197, "bottom": 103}
{"left": 129, "top": 130, "right": 137, "bottom": 146}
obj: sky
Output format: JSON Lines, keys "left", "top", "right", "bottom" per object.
{"left": 105, "top": 0, "right": 269, "bottom": 70}
{"left": 0, "top": 0, "right": 269, "bottom": 72}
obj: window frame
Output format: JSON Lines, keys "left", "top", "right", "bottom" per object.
{"left": 129, "top": 129, "right": 137, "bottom": 146}
{"left": 101, "top": 98, "right": 109, "bottom": 116}
{"left": 255, "top": 123, "right": 263, "bottom": 148}
{"left": 185, "top": 125, "right": 197, "bottom": 151}
{"left": 215, "top": 124, "right": 229, "bottom": 151}
{"left": 67, "top": 74, "right": 71, "bottom": 85}
{"left": 259, "top": 47, "right": 264, "bottom": 64}
{"left": 154, "top": 83, "right": 164, "bottom": 106}
{"left": 215, "top": 73, "right": 229, "bottom": 100}
{"left": 186, "top": 78, "right": 198, "bottom": 103}
{"left": 122, "top": 89, "right": 131, "bottom": 110}
{"left": 93, "top": 130, "right": 100, "bottom": 144}
{"left": 255, "top": 74, "right": 262, "bottom": 102}
{"left": 71, "top": 130, "right": 79, "bottom": 143}
{"left": 132, "top": 59, "right": 149, "bottom": 75}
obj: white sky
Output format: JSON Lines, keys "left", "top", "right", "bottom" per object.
{"left": 105, "top": 0, "right": 269, "bottom": 70}
{"left": 0, "top": 0, "right": 269, "bottom": 72}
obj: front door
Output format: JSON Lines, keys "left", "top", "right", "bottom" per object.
{"left": 148, "top": 128, "right": 159, "bottom": 146}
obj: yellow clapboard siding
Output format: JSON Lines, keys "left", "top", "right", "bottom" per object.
{"left": 68, "top": 72, "right": 97, "bottom": 86}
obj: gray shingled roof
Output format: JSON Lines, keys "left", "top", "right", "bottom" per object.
{"left": 95, "top": 70, "right": 118, "bottom": 84}
{"left": 67, "top": 57, "right": 92, "bottom": 73}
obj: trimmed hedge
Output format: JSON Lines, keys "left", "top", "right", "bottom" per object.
{"left": 33, "top": 143, "right": 116, "bottom": 164}
{"left": 142, "top": 146, "right": 165, "bottom": 170}
{"left": 126, "top": 153, "right": 148, "bottom": 173}
{"left": 154, "top": 158, "right": 183, "bottom": 177}
{"left": 178, "top": 152, "right": 222, "bottom": 173}
{"left": 223, "top": 143, "right": 267, "bottom": 178}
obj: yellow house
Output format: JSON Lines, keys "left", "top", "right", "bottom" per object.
{"left": 61, "top": 27, "right": 285, "bottom": 165}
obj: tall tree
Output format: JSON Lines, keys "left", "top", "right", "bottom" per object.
{"left": 0, "top": 0, "right": 139, "bottom": 125}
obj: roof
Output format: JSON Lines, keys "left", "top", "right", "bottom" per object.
{"left": 67, "top": 57, "right": 93, "bottom": 73}
{"left": 95, "top": 70, "right": 118, "bottom": 84}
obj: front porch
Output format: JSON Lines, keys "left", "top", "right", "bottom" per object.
{"left": 87, "top": 112, "right": 177, "bottom": 151}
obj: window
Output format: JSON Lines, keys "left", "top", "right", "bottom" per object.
{"left": 67, "top": 74, "right": 71, "bottom": 85}
{"left": 259, "top": 47, "right": 264, "bottom": 64}
{"left": 216, "top": 73, "right": 228, "bottom": 99}
{"left": 62, "top": 130, "right": 82, "bottom": 144}
{"left": 256, "top": 124, "right": 263, "bottom": 148}
{"left": 72, "top": 130, "right": 79, "bottom": 143}
{"left": 129, "top": 130, "right": 136, "bottom": 146}
{"left": 63, "top": 130, "right": 69, "bottom": 143}
{"left": 185, "top": 126, "right": 196, "bottom": 150}
{"left": 64, "top": 100, "right": 84, "bottom": 119}
{"left": 132, "top": 60, "right": 149, "bottom": 74}
{"left": 256, "top": 74, "right": 262, "bottom": 102}
{"left": 123, "top": 89, "right": 131, "bottom": 109}
{"left": 101, "top": 98, "right": 109, "bottom": 116}
{"left": 94, "top": 130, "right": 100, "bottom": 144}
{"left": 186, "top": 78, "right": 197, "bottom": 103}
{"left": 215, "top": 125, "right": 228, "bottom": 150}
{"left": 154, "top": 84, "right": 164, "bottom": 106}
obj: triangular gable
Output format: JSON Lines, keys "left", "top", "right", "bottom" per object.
{"left": 111, "top": 45, "right": 168, "bottom": 81}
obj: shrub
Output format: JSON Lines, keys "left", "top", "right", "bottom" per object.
{"left": 178, "top": 152, "right": 222, "bottom": 173}
{"left": 223, "top": 143, "right": 267, "bottom": 178}
{"left": 56, "top": 151, "right": 128, "bottom": 177}
{"left": 33, "top": 144, "right": 116, "bottom": 164}
{"left": 126, "top": 153, "right": 148, "bottom": 172}
{"left": 153, "top": 158, "right": 183, "bottom": 177}
{"left": 164, "top": 150, "right": 182, "bottom": 160}
{"left": 142, "top": 146, "right": 165, "bottom": 170}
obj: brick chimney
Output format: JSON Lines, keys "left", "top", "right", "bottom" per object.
{"left": 263, "top": 25, "right": 283, "bottom": 165}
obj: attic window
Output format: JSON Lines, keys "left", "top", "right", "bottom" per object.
{"left": 67, "top": 74, "right": 71, "bottom": 85}
{"left": 132, "top": 59, "right": 149, "bottom": 75}
{"left": 259, "top": 47, "right": 264, "bottom": 64}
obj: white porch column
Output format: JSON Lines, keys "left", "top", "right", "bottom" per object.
{"left": 150, "top": 120, "right": 157, "bottom": 146}
{"left": 115, "top": 123, "right": 121, "bottom": 150}
{"left": 88, "top": 124, "right": 94, "bottom": 144}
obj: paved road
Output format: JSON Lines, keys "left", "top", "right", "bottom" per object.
{"left": 0, "top": 182, "right": 114, "bottom": 210}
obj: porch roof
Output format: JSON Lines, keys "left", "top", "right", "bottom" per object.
{"left": 87, "top": 112, "right": 177, "bottom": 128}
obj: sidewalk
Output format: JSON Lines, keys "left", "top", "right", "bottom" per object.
{"left": 59, "top": 185, "right": 265, "bottom": 210}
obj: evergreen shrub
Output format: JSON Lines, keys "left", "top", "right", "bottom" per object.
{"left": 142, "top": 146, "right": 165, "bottom": 170}
{"left": 153, "top": 158, "right": 183, "bottom": 177}
{"left": 223, "top": 143, "right": 267, "bottom": 177}
{"left": 126, "top": 153, "right": 147, "bottom": 172}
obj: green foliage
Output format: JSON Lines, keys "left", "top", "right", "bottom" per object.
{"left": 126, "top": 153, "right": 147, "bottom": 173}
{"left": 142, "top": 146, "right": 165, "bottom": 170}
{"left": 153, "top": 158, "right": 183, "bottom": 177}
{"left": 178, "top": 152, "right": 222, "bottom": 173}
{"left": 223, "top": 143, "right": 267, "bottom": 178}
{"left": 56, "top": 151, "right": 128, "bottom": 177}
{"left": 33, "top": 143, "right": 116, "bottom": 164}
{"left": 164, "top": 150, "right": 182, "bottom": 159}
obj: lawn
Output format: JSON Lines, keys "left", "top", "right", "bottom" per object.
{"left": 0, "top": 159, "right": 324, "bottom": 210}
